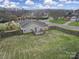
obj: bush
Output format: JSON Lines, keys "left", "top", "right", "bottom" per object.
{"left": 0, "top": 21, "right": 20, "bottom": 31}
{"left": 49, "top": 17, "right": 67, "bottom": 24}
{"left": 7, "top": 21, "right": 20, "bottom": 30}
{"left": 58, "top": 17, "right": 64, "bottom": 20}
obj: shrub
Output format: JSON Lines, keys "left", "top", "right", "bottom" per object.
{"left": 0, "top": 21, "right": 20, "bottom": 31}
{"left": 49, "top": 17, "right": 67, "bottom": 24}
{"left": 7, "top": 21, "right": 20, "bottom": 30}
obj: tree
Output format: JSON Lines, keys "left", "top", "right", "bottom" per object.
{"left": 7, "top": 21, "right": 20, "bottom": 30}
{"left": 8, "top": 15, "right": 18, "bottom": 21}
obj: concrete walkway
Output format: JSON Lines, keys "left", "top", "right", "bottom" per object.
{"left": 39, "top": 20, "right": 79, "bottom": 31}
{"left": 63, "top": 21, "right": 73, "bottom": 25}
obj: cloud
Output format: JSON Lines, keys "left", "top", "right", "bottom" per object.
{"left": 25, "top": 0, "right": 34, "bottom": 6}
{"left": 0, "top": 4, "right": 4, "bottom": 7}
{"left": 43, "top": 5, "right": 57, "bottom": 9}
{"left": 59, "top": 0, "right": 67, "bottom": 2}
{"left": 3, "top": 0, "right": 10, "bottom": 7}
{"left": 9, "top": 2, "right": 17, "bottom": 8}
{"left": 1, "top": 0, "right": 20, "bottom": 8}
{"left": 22, "top": 6, "right": 29, "bottom": 9}
{"left": 0, "top": 0, "right": 3, "bottom": 2}
{"left": 35, "top": 4, "right": 44, "bottom": 9}
{"left": 44, "top": 0, "right": 53, "bottom": 5}
{"left": 43, "top": 0, "right": 60, "bottom": 9}
{"left": 3, "top": 0, "right": 9, "bottom": 5}
{"left": 57, "top": 4, "right": 64, "bottom": 7}
{"left": 59, "top": 0, "right": 79, "bottom": 4}
{"left": 44, "top": 0, "right": 58, "bottom": 6}
{"left": 66, "top": 1, "right": 79, "bottom": 4}
{"left": 22, "top": 3, "right": 43, "bottom": 10}
{"left": 0, "top": 0, "right": 78, "bottom": 9}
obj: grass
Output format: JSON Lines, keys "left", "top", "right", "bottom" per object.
{"left": 69, "top": 21, "right": 79, "bottom": 26}
{"left": 0, "top": 30, "right": 79, "bottom": 59}
{"left": 49, "top": 18, "right": 68, "bottom": 24}
{"left": 0, "top": 23, "right": 8, "bottom": 31}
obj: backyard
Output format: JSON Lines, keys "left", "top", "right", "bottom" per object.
{"left": 49, "top": 18, "right": 68, "bottom": 24}
{"left": 0, "top": 30, "right": 79, "bottom": 59}
{"left": 69, "top": 21, "right": 79, "bottom": 26}
{"left": 0, "top": 2, "right": 79, "bottom": 59}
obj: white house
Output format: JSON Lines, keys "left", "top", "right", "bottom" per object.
{"left": 70, "top": 16, "right": 77, "bottom": 21}
{"left": 20, "top": 21, "right": 48, "bottom": 35}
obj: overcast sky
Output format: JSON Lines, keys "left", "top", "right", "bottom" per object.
{"left": 0, "top": 0, "right": 79, "bottom": 10}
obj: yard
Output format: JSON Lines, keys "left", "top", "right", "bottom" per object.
{"left": 49, "top": 18, "right": 68, "bottom": 24}
{"left": 0, "top": 30, "right": 79, "bottom": 59}
{"left": 0, "top": 23, "right": 8, "bottom": 31}
{"left": 69, "top": 21, "right": 79, "bottom": 26}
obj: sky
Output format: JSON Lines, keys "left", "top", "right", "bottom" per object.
{"left": 0, "top": 0, "right": 79, "bottom": 10}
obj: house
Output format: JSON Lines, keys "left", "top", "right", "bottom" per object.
{"left": 20, "top": 20, "right": 48, "bottom": 35}
{"left": 70, "top": 16, "right": 77, "bottom": 21}
{"left": 0, "top": 18, "right": 8, "bottom": 23}
{"left": 32, "top": 27, "right": 45, "bottom": 35}
{"left": 64, "top": 10, "right": 79, "bottom": 21}
{"left": 76, "top": 18, "right": 79, "bottom": 21}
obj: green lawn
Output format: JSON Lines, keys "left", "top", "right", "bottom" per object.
{"left": 49, "top": 18, "right": 68, "bottom": 24}
{"left": 0, "top": 23, "right": 8, "bottom": 31}
{"left": 69, "top": 21, "right": 79, "bottom": 26}
{"left": 0, "top": 30, "right": 79, "bottom": 59}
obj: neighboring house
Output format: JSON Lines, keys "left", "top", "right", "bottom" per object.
{"left": 70, "top": 16, "right": 79, "bottom": 21}
{"left": 76, "top": 18, "right": 79, "bottom": 21}
{"left": 64, "top": 10, "right": 79, "bottom": 21}
{"left": 19, "top": 20, "right": 48, "bottom": 35}
{"left": 0, "top": 18, "right": 8, "bottom": 23}
{"left": 64, "top": 11, "right": 72, "bottom": 20}
{"left": 70, "top": 16, "right": 77, "bottom": 21}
